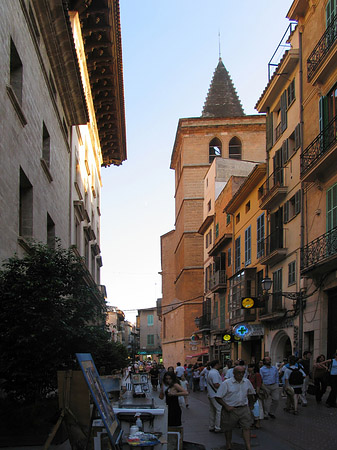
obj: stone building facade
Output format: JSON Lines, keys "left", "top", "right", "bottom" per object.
{"left": 160, "top": 58, "right": 266, "bottom": 366}
{"left": 136, "top": 307, "right": 162, "bottom": 362}
{"left": 0, "top": 1, "right": 126, "bottom": 296}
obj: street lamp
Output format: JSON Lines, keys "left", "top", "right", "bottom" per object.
{"left": 261, "top": 276, "right": 272, "bottom": 292}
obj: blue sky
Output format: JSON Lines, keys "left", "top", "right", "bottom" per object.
{"left": 100, "top": 0, "right": 294, "bottom": 322}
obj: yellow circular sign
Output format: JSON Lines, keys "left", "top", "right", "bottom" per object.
{"left": 223, "top": 334, "right": 231, "bottom": 341}
{"left": 242, "top": 297, "right": 255, "bottom": 309}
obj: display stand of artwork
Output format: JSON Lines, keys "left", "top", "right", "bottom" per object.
{"left": 76, "top": 353, "right": 122, "bottom": 448}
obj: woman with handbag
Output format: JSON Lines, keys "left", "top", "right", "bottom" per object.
{"left": 313, "top": 354, "right": 329, "bottom": 403}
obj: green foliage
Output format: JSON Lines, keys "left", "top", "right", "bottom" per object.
{"left": 0, "top": 242, "right": 127, "bottom": 403}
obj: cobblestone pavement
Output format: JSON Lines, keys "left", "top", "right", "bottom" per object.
{"left": 182, "top": 389, "right": 337, "bottom": 450}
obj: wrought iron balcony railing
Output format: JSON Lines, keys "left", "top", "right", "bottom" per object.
{"left": 260, "top": 167, "right": 284, "bottom": 198}
{"left": 301, "top": 226, "right": 337, "bottom": 271}
{"left": 259, "top": 293, "right": 285, "bottom": 317}
{"left": 261, "top": 228, "right": 285, "bottom": 255}
{"left": 198, "top": 314, "right": 211, "bottom": 331}
{"left": 307, "top": 14, "right": 337, "bottom": 81}
{"left": 209, "top": 270, "right": 227, "bottom": 291}
{"left": 300, "top": 115, "right": 337, "bottom": 176}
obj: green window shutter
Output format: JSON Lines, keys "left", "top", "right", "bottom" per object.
{"left": 282, "top": 140, "right": 289, "bottom": 163}
{"left": 215, "top": 222, "right": 219, "bottom": 238}
{"left": 295, "top": 190, "right": 301, "bottom": 215}
{"left": 266, "top": 112, "right": 274, "bottom": 151}
{"left": 220, "top": 295, "right": 226, "bottom": 329}
{"left": 281, "top": 91, "right": 288, "bottom": 132}
{"left": 327, "top": 183, "right": 337, "bottom": 232}
{"left": 326, "top": 0, "right": 336, "bottom": 27}
{"left": 283, "top": 201, "right": 289, "bottom": 223}
{"left": 295, "top": 123, "right": 301, "bottom": 150}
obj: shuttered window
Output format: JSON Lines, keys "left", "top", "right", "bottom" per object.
{"left": 280, "top": 90, "right": 288, "bottom": 132}
{"left": 245, "top": 226, "right": 251, "bottom": 266}
{"left": 235, "top": 237, "right": 241, "bottom": 273}
{"left": 257, "top": 213, "right": 265, "bottom": 258}
{"left": 266, "top": 112, "right": 274, "bottom": 151}
{"left": 327, "top": 183, "right": 337, "bottom": 232}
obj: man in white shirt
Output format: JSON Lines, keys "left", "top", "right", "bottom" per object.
{"left": 215, "top": 366, "right": 255, "bottom": 450}
{"left": 207, "top": 360, "right": 222, "bottom": 433}
{"left": 175, "top": 362, "right": 185, "bottom": 379}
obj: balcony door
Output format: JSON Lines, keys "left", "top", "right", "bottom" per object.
{"left": 270, "top": 208, "right": 283, "bottom": 251}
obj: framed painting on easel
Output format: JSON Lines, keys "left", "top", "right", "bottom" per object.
{"left": 76, "top": 353, "right": 122, "bottom": 447}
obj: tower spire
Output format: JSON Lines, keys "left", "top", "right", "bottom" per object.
{"left": 202, "top": 59, "right": 245, "bottom": 118}
{"left": 218, "top": 31, "right": 221, "bottom": 60}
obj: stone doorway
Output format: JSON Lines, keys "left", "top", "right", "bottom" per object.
{"left": 270, "top": 330, "right": 292, "bottom": 363}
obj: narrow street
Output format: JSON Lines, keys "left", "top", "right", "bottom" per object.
{"left": 182, "top": 390, "right": 337, "bottom": 450}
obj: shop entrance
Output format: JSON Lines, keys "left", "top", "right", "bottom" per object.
{"left": 270, "top": 331, "right": 292, "bottom": 363}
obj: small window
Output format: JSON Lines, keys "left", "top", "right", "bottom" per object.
{"left": 226, "top": 214, "right": 231, "bottom": 225}
{"left": 10, "top": 38, "right": 23, "bottom": 104}
{"left": 236, "top": 213, "right": 240, "bottom": 224}
{"left": 288, "top": 261, "right": 296, "bottom": 285}
{"left": 147, "top": 314, "right": 154, "bottom": 326}
{"left": 208, "top": 200, "right": 211, "bottom": 212}
{"left": 229, "top": 137, "right": 242, "bottom": 160}
{"left": 245, "top": 201, "right": 250, "bottom": 213}
{"left": 206, "top": 229, "right": 212, "bottom": 248}
{"left": 47, "top": 213, "right": 55, "bottom": 248}
{"left": 19, "top": 168, "right": 33, "bottom": 238}
{"left": 284, "top": 190, "right": 301, "bottom": 223}
{"left": 147, "top": 334, "right": 155, "bottom": 346}
{"left": 209, "top": 137, "right": 222, "bottom": 163}
{"left": 42, "top": 122, "right": 50, "bottom": 167}
{"left": 215, "top": 223, "right": 219, "bottom": 238}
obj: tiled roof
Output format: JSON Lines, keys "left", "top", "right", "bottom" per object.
{"left": 202, "top": 58, "right": 244, "bottom": 118}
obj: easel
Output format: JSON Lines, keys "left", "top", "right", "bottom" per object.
{"left": 43, "top": 370, "right": 89, "bottom": 450}
{"left": 43, "top": 370, "right": 121, "bottom": 450}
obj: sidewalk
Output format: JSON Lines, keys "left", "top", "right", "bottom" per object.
{"left": 182, "top": 390, "right": 337, "bottom": 450}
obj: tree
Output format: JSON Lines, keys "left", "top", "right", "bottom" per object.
{"left": 0, "top": 242, "right": 127, "bottom": 403}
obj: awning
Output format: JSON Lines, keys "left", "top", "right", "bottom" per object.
{"left": 186, "top": 351, "right": 209, "bottom": 359}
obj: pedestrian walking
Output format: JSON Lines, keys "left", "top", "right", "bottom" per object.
{"left": 260, "top": 356, "right": 280, "bottom": 418}
{"left": 284, "top": 355, "right": 306, "bottom": 415}
{"left": 313, "top": 354, "right": 329, "bottom": 403}
{"left": 200, "top": 363, "right": 209, "bottom": 392}
{"left": 192, "top": 365, "right": 200, "bottom": 392}
{"left": 247, "top": 364, "right": 263, "bottom": 428}
{"left": 206, "top": 360, "right": 222, "bottom": 433}
{"left": 186, "top": 364, "right": 193, "bottom": 390}
{"left": 298, "top": 350, "right": 312, "bottom": 406}
{"left": 180, "top": 374, "right": 189, "bottom": 408}
{"left": 175, "top": 362, "right": 185, "bottom": 379}
{"left": 149, "top": 362, "right": 159, "bottom": 391}
{"left": 159, "top": 372, "right": 188, "bottom": 427}
{"left": 322, "top": 352, "right": 337, "bottom": 408}
{"left": 215, "top": 366, "right": 255, "bottom": 450}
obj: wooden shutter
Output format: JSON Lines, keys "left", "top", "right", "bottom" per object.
{"left": 266, "top": 112, "right": 274, "bottom": 151}
{"left": 283, "top": 201, "right": 289, "bottom": 223}
{"left": 295, "top": 123, "right": 301, "bottom": 150}
{"left": 282, "top": 140, "right": 289, "bottom": 163}
{"left": 281, "top": 90, "right": 288, "bottom": 132}
{"left": 295, "top": 190, "right": 301, "bottom": 215}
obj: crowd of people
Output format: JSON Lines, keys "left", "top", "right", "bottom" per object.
{"left": 121, "top": 352, "right": 337, "bottom": 450}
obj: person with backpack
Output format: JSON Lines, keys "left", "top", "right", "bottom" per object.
{"left": 284, "top": 355, "right": 306, "bottom": 415}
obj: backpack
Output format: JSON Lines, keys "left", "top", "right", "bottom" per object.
{"left": 289, "top": 367, "right": 304, "bottom": 385}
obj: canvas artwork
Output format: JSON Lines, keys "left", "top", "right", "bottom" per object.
{"left": 76, "top": 353, "right": 121, "bottom": 445}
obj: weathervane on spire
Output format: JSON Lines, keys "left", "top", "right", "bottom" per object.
{"left": 218, "top": 31, "right": 221, "bottom": 61}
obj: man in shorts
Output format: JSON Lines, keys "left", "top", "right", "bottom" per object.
{"left": 215, "top": 366, "right": 255, "bottom": 450}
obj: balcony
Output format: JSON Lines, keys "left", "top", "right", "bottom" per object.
{"left": 209, "top": 270, "right": 227, "bottom": 292}
{"left": 259, "top": 168, "right": 287, "bottom": 210}
{"left": 259, "top": 293, "right": 286, "bottom": 322}
{"left": 229, "top": 308, "right": 256, "bottom": 326}
{"left": 198, "top": 314, "right": 211, "bottom": 332}
{"left": 210, "top": 315, "right": 227, "bottom": 332}
{"left": 307, "top": 14, "right": 337, "bottom": 83}
{"left": 259, "top": 229, "right": 287, "bottom": 267}
{"left": 300, "top": 115, "right": 337, "bottom": 182}
{"left": 301, "top": 226, "right": 337, "bottom": 275}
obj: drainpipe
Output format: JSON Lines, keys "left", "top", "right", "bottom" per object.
{"left": 299, "top": 28, "right": 304, "bottom": 358}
